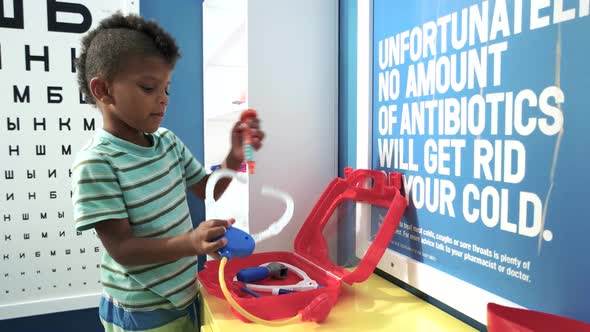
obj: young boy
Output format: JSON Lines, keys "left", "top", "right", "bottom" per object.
{"left": 71, "top": 13, "right": 264, "bottom": 331}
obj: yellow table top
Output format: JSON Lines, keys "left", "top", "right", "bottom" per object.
{"left": 200, "top": 272, "right": 477, "bottom": 332}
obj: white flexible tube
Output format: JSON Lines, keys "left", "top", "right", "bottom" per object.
{"left": 205, "top": 169, "right": 294, "bottom": 243}
{"left": 204, "top": 168, "right": 247, "bottom": 219}
{"left": 251, "top": 187, "right": 294, "bottom": 243}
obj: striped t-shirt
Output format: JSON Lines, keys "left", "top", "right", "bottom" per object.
{"left": 71, "top": 127, "right": 206, "bottom": 311}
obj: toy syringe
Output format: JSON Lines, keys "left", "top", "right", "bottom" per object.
{"left": 241, "top": 109, "right": 257, "bottom": 174}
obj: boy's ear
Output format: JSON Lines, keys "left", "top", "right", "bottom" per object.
{"left": 89, "top": 77, "right": 114, "bottom": 105}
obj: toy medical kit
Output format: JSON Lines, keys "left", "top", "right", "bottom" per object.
{"left": 200, "top": 168, "right": 407, "bottom": 326}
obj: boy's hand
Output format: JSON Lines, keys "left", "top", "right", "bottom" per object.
{"left": 227, "top": 114, "right": 265, "bottom": 168}
{"left": 189, "top": 218, "right": 235, "bottom": 259}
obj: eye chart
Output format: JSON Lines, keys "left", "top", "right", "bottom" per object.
{"left": 0, "top": 0, "right": 138, "bottom": 319}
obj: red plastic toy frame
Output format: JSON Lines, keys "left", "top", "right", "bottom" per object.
{"left": 487, "top": 303, "right": 590, "bottom": 331}
{"left": 199, "top": 168, "right": 407, "bottom": 323}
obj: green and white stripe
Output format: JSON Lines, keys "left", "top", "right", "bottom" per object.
{"left": 72, "top": 128, "right": 206, "bottom": 311}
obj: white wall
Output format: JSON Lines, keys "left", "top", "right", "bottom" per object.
{"left": 203, "top": 0, "right": 248, "bottom": 166}
{"left": 203, "top": 0, "right": 250, "bottom": 232}
{"left": 247, "top": 0, "right": 339, "bottom": 252}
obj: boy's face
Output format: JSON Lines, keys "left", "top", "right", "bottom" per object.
{"left": 103, "top": 55, "right": 173, "bottom": 135}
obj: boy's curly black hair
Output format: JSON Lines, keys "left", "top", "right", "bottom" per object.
{"left": 77, "top": 13, "right": 180, "bottom": 104}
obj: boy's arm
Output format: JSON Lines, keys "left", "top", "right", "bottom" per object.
{"left": 95, "top": 217, "right": 232, "bottom": 266}
{"left": 189, "top": 154, "right": 241, "bottom": 201}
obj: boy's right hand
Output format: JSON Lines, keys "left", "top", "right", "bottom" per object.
{"left": 189, "top": 218, "right": 235, "bottom": 259}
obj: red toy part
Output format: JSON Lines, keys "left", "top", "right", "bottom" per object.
{"left": 294, "top": 168, "right": 407, "bottom": 285}
{"left": 198, "top": 168, "right": 407, "bottom": 323}
{"left": 487, "top": 303, "right": 590, "bottom": 332}
{"left": 240, "top": 108, "right": 257, "bottom": 122}
{"left": 300, "top": 293, "right": 334, "bottom": 322}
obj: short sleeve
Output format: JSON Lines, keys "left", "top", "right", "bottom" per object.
{"left": 173, "top": 134, "right": 207, "bottom": 187}
{"left": 71, "top": 155, "right": 129, "bottom": 231}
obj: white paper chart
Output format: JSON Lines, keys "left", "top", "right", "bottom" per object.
{"left": 0, "top": 0, "right": 138, "bottom": 319}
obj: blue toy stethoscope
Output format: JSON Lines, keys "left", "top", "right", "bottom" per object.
{"left": 235, "top": 261, "right": 320, "bottom": 295}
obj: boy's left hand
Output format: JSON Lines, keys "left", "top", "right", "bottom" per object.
{"left": 227, "top": 114, "right": 265, "bottom": 167}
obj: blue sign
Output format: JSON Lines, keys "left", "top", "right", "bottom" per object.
{"left": 372, "top": 0, "right": 590, "bottom": 323}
